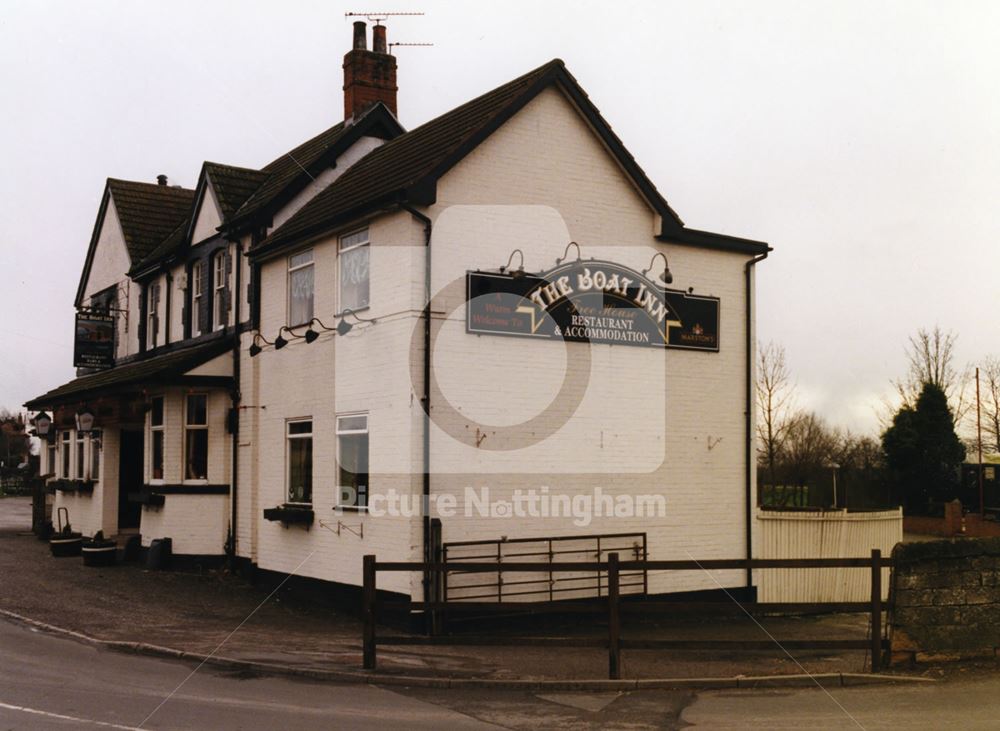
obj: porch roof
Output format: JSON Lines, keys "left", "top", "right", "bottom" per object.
{"left": 24, "top": 340, "right": 233, "bottom": 410}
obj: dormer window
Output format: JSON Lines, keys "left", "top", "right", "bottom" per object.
{"left": 213, "top": 251, "right": 228, "bottom": 331}
{"left": 147, "top": 282, "right": 161, "bottom": 349}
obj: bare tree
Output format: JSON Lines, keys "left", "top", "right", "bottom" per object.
{"left": 890, "top": 326, "right": 971, "bottom": 430}
{"left": 782, "top": 413, "right": 838, "bottom": 495}
{"left": 979, "top": 356, "right": 1000, "bottom": 454}
{"left": 755, "top": 341, "right": 799, "bottom": 498}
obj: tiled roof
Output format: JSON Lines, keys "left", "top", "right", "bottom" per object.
{"left": 107, "top": 179, "right": 195, "bottom": 263}
{"left": 203, "top": 162, "right": 269, "bottom": 220}
{"left": 24, "top": 339, "right": 233, "bottom": 410}
{"left": 226, "top": 120, "right": 349, "bottom": 226}
{"left": 254, "top": 60, "right": 562, "bottom": 254}
{"left": 225, "top": 103, "right": 404, "bottom": 232}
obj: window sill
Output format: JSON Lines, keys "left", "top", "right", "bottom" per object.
{"left": 336, "top": 505, "right": 368, "bottom": 513}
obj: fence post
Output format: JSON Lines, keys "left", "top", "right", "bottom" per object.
{"left": 870, "top": 548, "right": 882, "bottom": 673}
{"left": 363, "top": 554, "right": 376, "bottom": 670}
{"left": 608, "top": 552, "right": 621, "bottom": 680}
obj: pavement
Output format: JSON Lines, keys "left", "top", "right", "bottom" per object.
{"left": 0, "top": 496, "right": 973, "bottom": 687}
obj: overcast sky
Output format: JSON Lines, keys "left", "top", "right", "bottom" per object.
{"left": 2, "top": 0, "right": 998, "bottom": 436}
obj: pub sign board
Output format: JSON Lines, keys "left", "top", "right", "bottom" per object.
{"left": 73, "top": 310, "right": 115, "bottom": 369}
{"left": 467, "top": 260, "right": 720, "bottom": 351}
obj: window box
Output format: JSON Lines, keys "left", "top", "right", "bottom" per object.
{"left": 52, "top": 479, "right": 94, "bottom": 494}
{"left": 129, "top": 491, "right": 166, "bottom": 508}
{"left": 263, "top": 505, "right": 314, "bottom": 527}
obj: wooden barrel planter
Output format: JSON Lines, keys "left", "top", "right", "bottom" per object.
{"left": 82, "top": 531, "right": 117, "bottom": 567}
{"left": 49, "top": 507, "right": 82, "bottom": 558}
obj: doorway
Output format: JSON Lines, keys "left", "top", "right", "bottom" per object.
{"left": 118, "top": 429, "right": 143, "bottom": 530}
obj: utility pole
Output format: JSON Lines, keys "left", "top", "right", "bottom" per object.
{"left": 977, "top": 366, "right": 985, "bottom": 516}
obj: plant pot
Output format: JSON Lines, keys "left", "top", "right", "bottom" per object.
{"left": 82, "top": 538, "right": 117, "bottom": 567}
{"left": 50, "top": 533, "right": 83, "bottom": 557}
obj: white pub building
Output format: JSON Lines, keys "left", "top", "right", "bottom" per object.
{"left": 27, "top": 21, "right": 770, "bottom": 605}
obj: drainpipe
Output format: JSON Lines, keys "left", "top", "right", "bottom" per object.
{"left": 400, "top": 202, "right": 432, "bottom": 608}
{"left": 228, "top": 240, "right": 243, "bottom": 566}
{"left": 744, "top": 249, "right": 769, "bottom": 588}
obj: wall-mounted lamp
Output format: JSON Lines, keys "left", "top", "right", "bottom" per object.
{"left": 336, "top": 308, "right": 378, "bottom": 336}
{"left": 249, "top": 332, "right": 274, "bottom": 358}
{"left": 76, "top": 408, "right": 96, "bottom": 433}
{"left": 33, "top": 412, "right": 52, "bottom": 437}
{"left": 303, "top": 317, "right": 336, "bottom": 343}
{"left": 642, "top": 252, "right": 673, "bottom": 285}
{"left": 555, "top": 241, "right": 582, "bottom": 266}
{"left": 500, "top": 249, "right": 526, "bottom": 279}
{"left": 274, "top": 326, "right": 306, "bottom": 351}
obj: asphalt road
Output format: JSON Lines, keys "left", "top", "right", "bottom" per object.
{"left": 2, "top": 617, "right": 1000, "bottom": 730}
{"left": 0, "top": 620, "right": 497, "bottom": 730}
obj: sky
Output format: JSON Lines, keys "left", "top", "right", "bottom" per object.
{"left": 2, "top": 0, "right": 999, "bottom": 436}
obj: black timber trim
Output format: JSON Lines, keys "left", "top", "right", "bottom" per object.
{"left": 142, "top": 484, "right": 229, "bottom": 495}
{"left": 658, "top": 228, "right": 771, "bottom": 256}
{"left": 129, "top": 491, "right": 166, "bottom": 507}
{"left": 221, "top": 104, "right": 405, "bottom": 237}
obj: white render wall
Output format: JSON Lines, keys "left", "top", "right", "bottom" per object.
{"left": 191, "top": 184, "right": 224, "bottom": 245}
{"left": 238, "top": 84, "right": 761, "bottom": 598}
{"left": 82, "top": 196, "right": 139, "bottom": 360}
{"left": 238, "top": 210, "right": 425, "bottom": 596}
{"left": 51, "top": 427, "right": 119, "bottom": 537}
{"left": 140, "top": 495, "right": 229, "bottom": 555}
{"left": 422, "top": 86, "right": 754, "bottom": 594}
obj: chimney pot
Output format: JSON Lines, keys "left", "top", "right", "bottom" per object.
{"left": 353, "top": 21, "right": 367, "bottom": 50}
{"left": 372, "top": 24, "right": 387, "bottom": 54}
{"left": 156, "top": 174, "right": 168, "bottom": 186}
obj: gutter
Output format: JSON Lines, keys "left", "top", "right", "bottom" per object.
{"left": 744, "top": 248, "right": 770, "bottom": 587}
{"left": 400, "top": 202, "right": 433, "bottom": 611}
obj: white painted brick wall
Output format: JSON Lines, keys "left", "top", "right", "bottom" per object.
{"left": 140, "top": 495, "right": 229, "bottom": 554}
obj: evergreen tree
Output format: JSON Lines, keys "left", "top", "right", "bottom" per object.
{"left": 882, "top": 382, "right": 965, "bottom": 513}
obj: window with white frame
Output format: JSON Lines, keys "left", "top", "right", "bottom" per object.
{"left": 90, "top": 430, "right": 102, "bottom": 481}
{"left": 339, "top": 229, "right": 369, "bottom": 312}
{"left": 337, "top": 414, "right": 368, "bottom": 509}
{"left": 147, "top": 282, "right": 161, "bottom": 348}
{"left": 287, "top": 249, "right": 314, "bottom": 326}
{"left": 75, "top": 430, "right": 85, "bottom": 479}
{"left": 213, "top": 251, "right": 228, "bottom": 331}
{"left": 286, "top": 419, "right": 313, "bottom": 504}
{"left": 60, "top": 431, "right": 70, "bottom": 478}
{"left": 185, "top": 394, "right": 208, "bottom": 480}
{"left": 150, "top": 396, "right": 164, "bottom": 481}
{"left": 191, "top": 261, "right": 203, "bottom": 337}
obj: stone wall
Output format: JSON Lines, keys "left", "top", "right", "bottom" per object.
{"left": 890, "top": 537, "right": 1000, "bottom": 662}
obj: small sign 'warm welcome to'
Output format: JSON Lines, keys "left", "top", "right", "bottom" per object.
{"left": 467, "top": 260, "right": 719, "bottom": 352}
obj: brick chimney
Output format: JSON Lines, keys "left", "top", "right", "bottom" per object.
{"left": 342, "top": 21, "right": 398, "bottom": 120}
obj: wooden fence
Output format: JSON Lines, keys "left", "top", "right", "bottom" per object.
{"left": 363, "top": 550, "right": 892, "bottom": 679}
